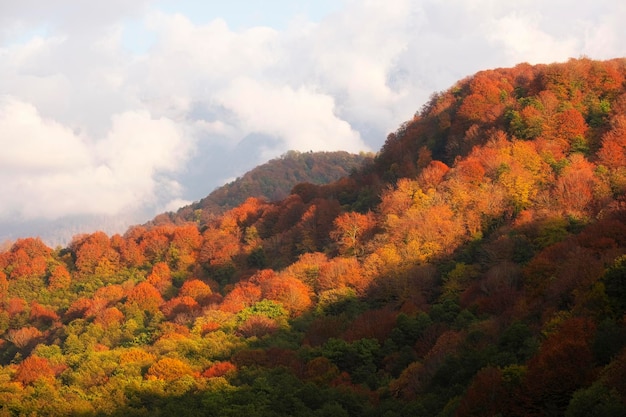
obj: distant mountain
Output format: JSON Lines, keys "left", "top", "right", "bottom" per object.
{"left": 152, "top": 150, "right": 371, "bottom": 225}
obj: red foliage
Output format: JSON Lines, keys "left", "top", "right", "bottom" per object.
{"left": 202, "top": 361, "right": 237, "bottom": 378}
{"left": 237, "top": 315, "right": 279, "bottom": 338}
{"left": 161, "top": 296, "right": 200, "bottom": 319}
{"left": 29, "top": 301, "right": 59, "bottom": 326}
{"left": 522, "top": 317, "right": 596, "bottom": 414}
{"left": 343, "top": 309, "right": 397, "bottom": 343}
{"left": 456, "top": 367, "right": 507, "bottom": 417}
{"left": 65, "top": 297, "right": 94, "bottom": 320}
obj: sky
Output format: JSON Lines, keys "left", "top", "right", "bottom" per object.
{"left": 0, "top": 0, "right": 625, "bottom": 245}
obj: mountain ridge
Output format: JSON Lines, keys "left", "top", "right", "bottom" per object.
{"left": 1, "top": 57, "right": 626, "bottom": 416}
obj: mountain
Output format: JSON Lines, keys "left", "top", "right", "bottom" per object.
{"left": 2, "top": 57, "right": 626, "bottom": 416}
{"left": 151, "top": 150, "right": 372, "bottom": 226}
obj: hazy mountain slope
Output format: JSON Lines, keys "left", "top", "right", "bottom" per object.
{"left": 153, "top": 150, "right": 371, "bottom": 225}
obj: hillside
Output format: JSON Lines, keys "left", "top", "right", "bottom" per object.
{"left": 157, "top": 150, "right": 371, "bottom": 226}
{"left": 2, "top": 57, "right": 626, "bottom": 416}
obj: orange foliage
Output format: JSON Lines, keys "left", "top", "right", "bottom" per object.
{"left": 94, "top": 307, "right": 124, "bottom": 328}
{"left": 146, "top": 262, "right": 172, "bottom": 294}
{"left": 553, "top": 155, "right": 597, "bottom": 216}
{"left": 260, "top": 274, "right": 312, "bottom": 316}
{"left": 0, "top": 270, "right": 7, "bottom": 298}
{"left": 126, "top": 282, "right": 164, "bottom": 313}
{"left": 114, "top": 232, "right": 146, "bottom": 267}
{"left": 220, "top": 281, "right": 262, "bottom": 313}
{"left": 93, "top": 284, "right": 125, "bottom": 304}
{"left": 119, "top": 348, "right": 156, "bottom": 365}
{"left": 6, "top": 297, "right": 28, "bottom": 316}
{"left": 72, "top": 231, "right": 119, "bottom": 276}
{"left": 199, "top": 227, "right": 241, "bottom": 267}
{"left": 146, "top": 357, "right": 193, "bottom": 381}
{"left": 140, "top": 227, "right": 172, "bottom": 262}
{"left": 317, "top": 257, "right": 369, "bottom": 295}
{"left": 15, "top": 355, "right": 55, "bottom": 385}
{"left": 48, "top": 264, "right": 71, "bottom": 290}
{"left": 330, "top": 211, "right": 376, "bottom": 257}
{"left": 418, "top": 160, "right": 450, "bottom": 190}
{"left": 179, "top": 279, "right": 213, "bottom": 304}
{"left": 598, "top": 115, "right": 626, "bottom": 169}
{"left": 65, "top": 297, "right": 94, "bottom": 320}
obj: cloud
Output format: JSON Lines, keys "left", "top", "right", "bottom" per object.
{"left": 215, "top": 77, "right": 366, "bottom": 156}
{"left": 0, "top": 96, "right": 189, "bottom": 221}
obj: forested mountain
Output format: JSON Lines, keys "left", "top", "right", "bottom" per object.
{"left": 2, "top": 57, "right": 626, "bottom": 416}
{"left": 154, "top": 150, "right": 371, "bottom": 226}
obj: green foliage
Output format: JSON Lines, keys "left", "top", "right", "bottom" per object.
{"left": 603, "top": 255, "right": 626, "bottom": 315}
{"left": 566, "top": 382, "right": 626, "bottom": 417}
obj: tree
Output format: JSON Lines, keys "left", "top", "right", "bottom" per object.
{"left": 126, "top": 282, "right": 164, "bottom": 313}
{"left": 146, "top": 357, "right": 193, "bottom": 381}
{"left": 179, "top": 279, "right": 213, "bottom": 304}
{"left": 330, "top": 211, "right": 376, "bottom": 257}
{"left": 221, "top": 281, "right": 262, "bottom": 313}
{"left": 146, "top": 261, "right": 172, "bottom": 294}
{"left": 72, "top": 231, "right": 119, "bottom": 277}
{"left": 523, "top": 317, "right": 596, "bottom": 414}
{"left": 15, "top": 355, "right": 55, "bottom": 385}
{"left": 261, "top": 274, "right": 313, "bottom": 316}
{"left": 47, "top": 264, "right": 71, "bottom": 291}
{"left": 7, "top": 326, "right": 43, "bottom": 350}
{"left": 456, "top": 367, "right": 507, "bottom": 417}
{"left": 202, "top": 361, "right": 237, "bottom": 378}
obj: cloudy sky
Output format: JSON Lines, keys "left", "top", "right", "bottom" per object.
{"left": 1, "top": 0, "right": 624, "bottom": 245}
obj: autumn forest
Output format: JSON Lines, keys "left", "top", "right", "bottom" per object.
{"left": 2, "top": 57, "right": 626, "bottom": 416}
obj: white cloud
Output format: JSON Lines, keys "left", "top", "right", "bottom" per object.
{"left": 0, "top": 97, "right": 189, "bottom": 221}
{"left": 216, "top": 77, "right": 367, "bottom": 155}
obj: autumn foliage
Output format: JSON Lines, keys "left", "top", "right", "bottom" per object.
{"left": 1, "top": 58, "right": 626, "bottom": 416}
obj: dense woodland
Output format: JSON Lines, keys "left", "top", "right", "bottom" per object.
{"left": 2, "top": 57, "right": 626, "bottom": 416}
{"left": 165, "top": 150, "right": 370, "bottom": 225}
